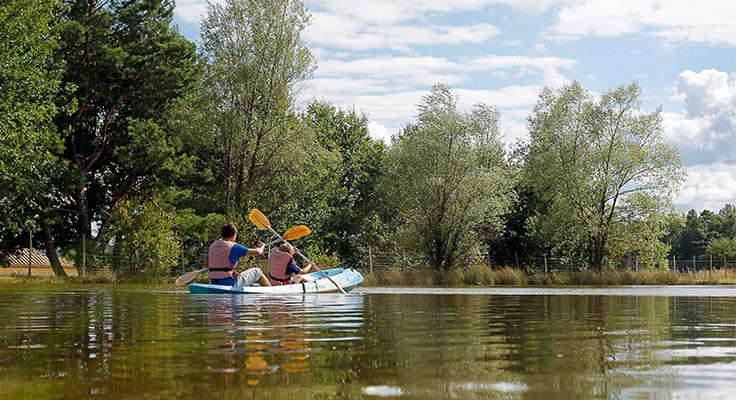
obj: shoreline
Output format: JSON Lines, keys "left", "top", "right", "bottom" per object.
{"left": 2, "top": 266, "right": 735, "bottom": 286}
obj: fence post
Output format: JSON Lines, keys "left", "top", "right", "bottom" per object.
{"left": 725, "top": 256, "right": 728, "bottom": 277}
{"left": 368, "top": 247, "right": 373, "bottom": 274}
{"left": 693, "top": 256, "right": 696, "bottom": 276}
{"left": 673, "top": 255, "right": 677, "bottom": 272}
{"left": 401, "top": 249, "right": 406, "bottom": 272}
{"left": 81, "top": 232, "right": 86, "bottom": 276}
{"left": 635, "top": 256, "right": 639, "bottom": 273}
{"left": 709, "top": 255, "right": 713, "bottom": 279}
{"left": 514, "top": 252, "right": 520, "bottom": 270}
{"left": 28, "top": 230, "right": 32, "bottom": 277}
{"left": 544, "top": 255, "right": 548, "bottom": 274}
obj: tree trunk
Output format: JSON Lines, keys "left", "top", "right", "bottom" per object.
{"left": 75, "top": 180, "right": 89, "bottom": 277}
{"left": 41, "top": 219, "right": 67, "bottom": 277}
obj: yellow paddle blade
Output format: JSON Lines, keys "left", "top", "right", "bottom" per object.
{"left": 248, "top": 209, "right": 270, "bottom": 230}
{"left": 283, "top": 225, "right": 311, "bottom": 240}
{"left": 175, "top": 268, "right": 207, "bottom": 286}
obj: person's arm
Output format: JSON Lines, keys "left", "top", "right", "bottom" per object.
{"left": 286, "top": 261, "right": 302, "bottom": 276}
{"left": 246, "top": 242, "right": 265, "bottom": 257}
{"left": 297, "top": 261, "right": 314, "bottom": 274}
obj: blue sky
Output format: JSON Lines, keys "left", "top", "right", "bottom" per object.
{"left": 173, "top": 0, "right": 736, "bottom": 212}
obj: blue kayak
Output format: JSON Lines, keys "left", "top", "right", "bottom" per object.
{"left": 189, "top": 268, "right": 364, "bottom": 294}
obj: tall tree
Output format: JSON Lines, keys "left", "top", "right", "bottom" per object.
{"left": 0, "top": 0, "right": 67, "bottom": 274}
{"left": 678, "top": 209, "right": 708, "bottom": 258}
{"left": 50, "top": 0, "right": 197, "bottom": 275}
{"left": 197, "top": 0, "right": 325, "bottom": 219}
{"left": 523, "top": 82, "right": 684, "bottom": 270}
{"left": 378, "top": 84, "right": 514, "bottom": 276}
{"left": 299, "top": 102, "right": 386, "bottom": 263}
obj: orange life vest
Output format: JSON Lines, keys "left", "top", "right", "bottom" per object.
{"left": 208, "top": 240, "right": 236, "bottom": 280}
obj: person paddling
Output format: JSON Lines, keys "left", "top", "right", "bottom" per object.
{"left": 206, "top": 223, "right": 271, "bottom": 287}
{"left": 268, "top": 243, "right": 314, "bottom": 285}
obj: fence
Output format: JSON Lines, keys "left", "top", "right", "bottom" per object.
{"left": 356, "top": 248, "right": 736, "bottom": 275}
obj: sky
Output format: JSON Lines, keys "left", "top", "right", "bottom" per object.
{"left": 173, "top": 0, "right": 736, "bottom": 212}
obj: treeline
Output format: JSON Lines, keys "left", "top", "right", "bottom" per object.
{"left": 0, "top": 0, "right": 722, "bottom": 282}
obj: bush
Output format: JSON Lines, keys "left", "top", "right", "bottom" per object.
{"left": 494, "top": 267, "right": 526, "bottom": 285}
{"left": 462, "top": 264, "right": 494, "bottom": 285}
{"left": 75, "top": 268, "right": 119, "bottom": 284}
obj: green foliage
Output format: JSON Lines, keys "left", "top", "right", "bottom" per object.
{"left": 108, "top": 197, "right": 180, "bottom": 281}
{"left": 0, "top": 0, "right": 64, "bottom": 253}
{"left": 174, "top": 210, "right": 227, "bottom": 270}
{"left": 523, "top": 82, "right": 684, "bottom": 270}
{"left": 299, "top": 102, "right": 386, "bottom": 263}
{"left": 706, "top": 237, "right": 736, "bottom": 259}
{"left": 193, "top": 0, "right": 327, "bottom": 218}
{"left": 663, "top": 204, "right": 736, "bottom": 260}
{"left": 50, "top": 0, "right": 198, "bottom": 271}
{"left": 378, "top": 84, "right": 514, "bottom": 272}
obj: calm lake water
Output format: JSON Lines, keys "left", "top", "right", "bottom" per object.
{"left": 1, "top": 285, "right": 735, "bottom": 399}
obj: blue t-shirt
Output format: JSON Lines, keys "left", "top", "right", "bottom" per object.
{"left": 227, "top": 243, "right": 250, "bottom": 265}
{"left": 285, "top": 261, "right": 301, "bottom": 276}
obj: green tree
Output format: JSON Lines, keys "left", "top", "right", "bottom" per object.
{"left": 194, "top": 0, "right": 329, "bottom": 222}
{"left": 378, "top": 84, "right": 514, "bottom": 276}
{"left": 0, "top": 0, "right": 68, "bottom": 274}
{"left": 299, "top": 102, "right": 386, "bottom": 263}
{"left": 523, "top": 82, "right": 684, "bottom": 271}
{"left": 678, "top": 209, "right": 708, "bottom": 258}
{"left": 705, "top": 237, "right": 736, "bottom": 260}
{"left": 108, "top": 196, "right": 180, "bottom": 281}
{"left": 48, "top": 0, "right": 197, "bottom": 275}
{"left": 715, "top": 204, "right": 736, "bottom": 238}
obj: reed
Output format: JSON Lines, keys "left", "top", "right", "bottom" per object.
{"left": 493, "top": 267, "right": 527, "bottom": 285}
{"left": 361, "top": 266, "right": 736, "bottom": 286}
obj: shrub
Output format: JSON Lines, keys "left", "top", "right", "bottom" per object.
{"left": 494, "top": 267, "right": 526, "bottom": 285}
{"left": 462, "top": 264, "right": 494, "bottom": 285}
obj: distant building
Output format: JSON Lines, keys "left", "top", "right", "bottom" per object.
{"left": 1, "top": 248, "right": 78, "bottom": 276}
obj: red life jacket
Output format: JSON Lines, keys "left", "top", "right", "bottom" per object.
{"left": 268, "top": 248, "right": 295, "bottom": 285}
{"left": 208, "top": 240, "right": 236, "bottom": 280}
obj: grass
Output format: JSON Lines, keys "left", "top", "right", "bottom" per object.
{"left": 4, "top": 265, "right": 736, "bottom": 287}
{"left": 361, "top": 265, "right": 736, "bottom": 286}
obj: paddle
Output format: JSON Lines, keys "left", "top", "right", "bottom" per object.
{"left": 174, "top": 225, "right": 312, "bottom": 286}
{"left": 248, "top": 208, "right": 348, "bottom": 294}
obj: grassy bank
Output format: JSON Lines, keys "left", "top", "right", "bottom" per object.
{"left": 4, "top": 264, "right": 736, "bottom": 286}
{"left": 361, "top": 265, "right": 736, "bottom": 286}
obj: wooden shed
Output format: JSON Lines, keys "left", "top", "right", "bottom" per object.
{"left": 2, "top": 248, "right": 78, "bottom": 276}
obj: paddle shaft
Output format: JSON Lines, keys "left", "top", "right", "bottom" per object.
{"left": 266, "top": 226, "right": 347, "bottom": 294}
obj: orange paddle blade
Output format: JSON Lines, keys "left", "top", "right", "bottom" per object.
{"left": 248, "top": 209, "right": 270, "bottom": 230}
{"left": 283, "top": 225, "right": 311, "bottom": 240}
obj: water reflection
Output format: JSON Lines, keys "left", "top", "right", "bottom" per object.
{"left": 194, "top": 293, "right": 365, "bottom": 387}
{"left": 0, "top": 288, "right": 734, "bottom": 399}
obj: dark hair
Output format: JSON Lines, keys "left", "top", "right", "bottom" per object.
{"left": 221, "top": 223, "right": 237, "bottom": 238}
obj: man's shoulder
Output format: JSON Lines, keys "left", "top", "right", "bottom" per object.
{"left": 231, "top": 243, "right": 250, "bottom": 254}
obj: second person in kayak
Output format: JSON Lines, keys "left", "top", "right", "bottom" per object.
{"left": 268, "top": 243, "right": 314, "bottom": 285}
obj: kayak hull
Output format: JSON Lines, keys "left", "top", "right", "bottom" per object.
{"left": 188, "top": 268, "right": 364, "bottom": 294}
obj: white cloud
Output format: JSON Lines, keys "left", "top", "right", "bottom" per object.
{"left": 663, "top": 69, "right": 736, "bottom": 166}
{"left": 367, "top": 121, "right": 390, "bottom": 143}
{"left": 676, "top": 69, "right": 736, "bottom": 118}
{"left": 551, "top": 0, "right": 736, "bottom": 46}
{"left": 304, "top": 13, "right": 501, "bottom": 51}
{"left": 534, "top": 42, "right": 547, "bottom": 52}
{"left": 676, "top": 164, "right": 736, "bottom": 211}
{"left": 175, "top": 0, "right": 224, "bottom": 24}
{"left": 312, "top": 55, "right": 575, "bottom": 89}
{"left": 301, "top": 53, "right": 576, "bottom": 147}
{"left": 661, "top": 69, "right": 736, "bottom": 211}
{"left": 308, "top": 0, "right": 559, "bottom": 25}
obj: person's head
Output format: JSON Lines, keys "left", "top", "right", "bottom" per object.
{"left": 279, "top": 243, "right": 295, "bottom": 255}
{"left": 221, "top": 223, "right": 237, "bottom": 240}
